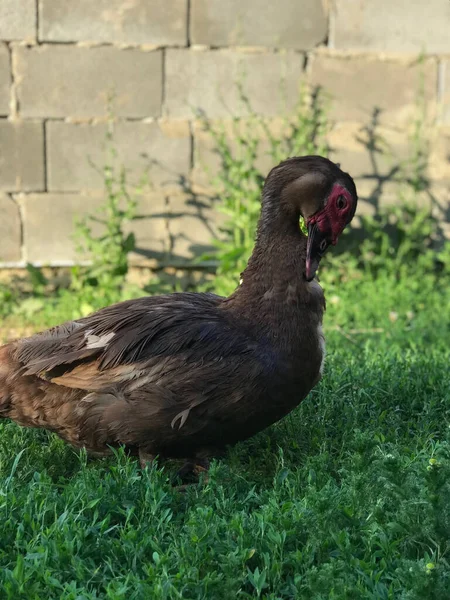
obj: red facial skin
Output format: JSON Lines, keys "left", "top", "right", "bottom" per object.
{"left": 306, "top": 184, "right": 354, "bottom": 245}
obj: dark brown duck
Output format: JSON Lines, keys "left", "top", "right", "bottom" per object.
{"left": 0, "top": 156, "right": 357, "bottom": 477}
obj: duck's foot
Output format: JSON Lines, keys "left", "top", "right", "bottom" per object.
{"left": 174, "top": 457, "right": 210, "bottom": 490}
{"left": 138, "top": 448, "right": 156, "bottom": 470}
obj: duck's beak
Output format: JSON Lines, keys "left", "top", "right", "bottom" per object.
{"left": 305, "top": 222, "right": 330, "bottom": 281}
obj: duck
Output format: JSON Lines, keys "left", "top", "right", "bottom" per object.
{"left": 0, "top": 156, "right": 357, "bottom": 480}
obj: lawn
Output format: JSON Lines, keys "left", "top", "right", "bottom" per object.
{"left": 1, "top": 269, "right": 449, "bottom": 599}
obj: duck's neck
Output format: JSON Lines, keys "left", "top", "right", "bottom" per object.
{"left": 221, "top": 193, "right": 325, "bottom": 356}
{"left": 224, "top": 192, "right": 312, "bottom": 309}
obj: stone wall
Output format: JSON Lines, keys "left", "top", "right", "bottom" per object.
{"left": 0, "top": 0, "right": 449, "bottom": 266}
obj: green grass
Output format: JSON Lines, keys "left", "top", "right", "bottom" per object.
{"left": 1, "top": 270, "right": 449, "bottom": 599}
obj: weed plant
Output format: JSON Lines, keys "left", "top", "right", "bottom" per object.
{"left": 197, "top": 87, "right": 329, "bottom": 296}
{"left": 70, "top": 134, "right": 138, "bottom": 310}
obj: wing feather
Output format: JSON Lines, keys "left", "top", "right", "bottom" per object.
{"left": 12, "top": 292, "right": 261, "bottom": 393}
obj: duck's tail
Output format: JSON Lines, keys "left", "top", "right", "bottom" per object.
{"left": 0, "top": 343, "right": 18, "bottom": 417}
{"left": 0, "top": 343, "right": 50, "bottom": 428}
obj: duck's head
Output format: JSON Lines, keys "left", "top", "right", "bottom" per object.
{"left": 263, "top": 156, "right": 358, "bottom": 281}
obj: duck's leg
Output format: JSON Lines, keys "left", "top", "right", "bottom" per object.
{"left": 193, "top": 457, "right": 210, "bottom": 480}
{"left": 174, "top": 456, "right": 210, "bottom": 487}
{"left": 138, "top": 448, "right": 156, "bottom": 470}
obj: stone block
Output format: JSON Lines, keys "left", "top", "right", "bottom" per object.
{"left": 353, "top": 182, "right": 450, "bottom": 234}
{"left": 20, "top": 193, "right": 103, "bottom": 264}
{"left": 165, "top": 49, "right": 305, "bottom": 119}
{"left": 20, "top": 191, "right": 169, "bottom": 264}
{"left": 15, "top": 45, "right": 162, "bottom": 118}
{"left": 350, "top": 180, "right": 450, "bottom": 230}
{"left": 434, "top": 185, "right": 450, "bottom": 226}
{"left": 0, "top": 193, "right": 22, "bottom": 263}
{"left": 167, "top": 194, "right": 221, "bottom": 261}
{"left": 333, "top": 0, "right": 450, "bottom": 54}
{"left": 40, "top": 0, "right": 187, "bottom": 45}
{"left": 0, "top": 0, "right": 36, "bottom": 41}
{"left": 191, "top": 0, "right": 327, "bottom": 49}
{"left": 351, "top": 179, "right": 401, "bottom": 218}
{"left": 126, "top": 193, "right": 170, "bottom": 264}
{"left": 310, "top": 56, "right": 437, "bottom": 127}
{"left": 0, "top": 44, "right": 10, "bottom": 115}
{"left": 47, "top": 120, "right": 191, "bottom": 192}
{"left": 192, "top": 117, "right": 284, "bottom": 191}
{"left": 441, "top": 61, "right": 450, "bottom": 126}
{"left": 327, "top": 123, "right": 410, "bottom": 180}
{"left": 429, "top": 130, "right": 450, "bottom": 183}
{"left": 0, "top": 121, "right": 45, "bottom": 191}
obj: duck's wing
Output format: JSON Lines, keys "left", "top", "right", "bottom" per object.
{"left": 13, "top": 292, "right": 256, "bottom": 391}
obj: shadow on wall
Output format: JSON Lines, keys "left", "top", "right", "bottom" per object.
{"left": 81, "top": 82, "right": 448, "bottom": 272}
{"left": 130, "top": 188, "right": 220, "bottom": 266}
{"left": 82, "top": 146, "right": 221, "bottom": 268}
{"left": 166, "top": 96, "right": 446, "bottom": 274}
{"left": 330, "top": 106, "right": 447, "bottom": 257}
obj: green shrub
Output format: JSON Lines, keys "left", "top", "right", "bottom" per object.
{"left": 198, "top": 84, "right": 448, "bottom": 294}
{"left": 69, "top": 130, "right": 141, "bottom": 313}
{"left": 197, "top": 87, "right": 329, "bottom": 296}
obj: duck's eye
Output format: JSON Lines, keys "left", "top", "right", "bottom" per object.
{"left": 337, "top": 195, "right": 346, "bottom": 210}
{"left": 320, "top": 239, "right": 328, "bottom": 252}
